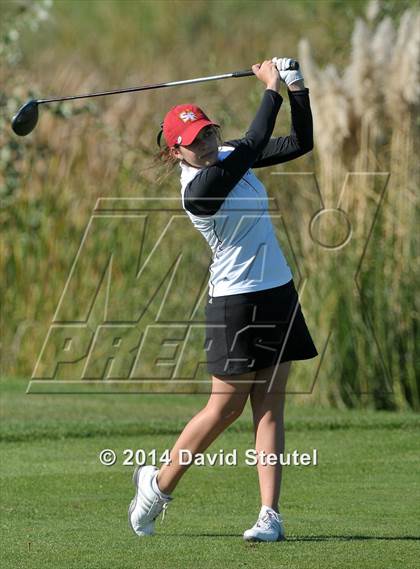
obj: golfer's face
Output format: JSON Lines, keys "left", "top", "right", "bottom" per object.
{"left": 178, "top": 126, "right": 219, "bottom": 168}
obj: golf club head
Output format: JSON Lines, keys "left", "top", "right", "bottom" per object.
{"left": 11, "top": 100, "right": 39, "bottom": 136}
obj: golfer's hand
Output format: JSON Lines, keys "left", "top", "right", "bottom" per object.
{"left": 272, "top": 57, "right": 304, "bottom": 88}
{"left": 252, "top": 60, "right": 281, "bottom": 92}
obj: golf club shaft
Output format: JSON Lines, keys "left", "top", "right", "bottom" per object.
{"left": 11, "top": 60, "right": 300, "bottom": 136}
{"left": 37, "top": 69, "right": 256, "bottom": 104}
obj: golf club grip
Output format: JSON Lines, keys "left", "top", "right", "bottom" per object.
{"left": 233, "top": 60, "right": 300, "bottom": 78}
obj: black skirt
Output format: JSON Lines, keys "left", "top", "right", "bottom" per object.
{"left": 204, "top": 279, "right": 318, "bottom": 376}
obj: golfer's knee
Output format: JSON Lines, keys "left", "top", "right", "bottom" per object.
{"left": 216, "top": 407, "right": 244, "bottom": 426}
{"left": 205, "top": 400, "right": 246, "bottom": 425}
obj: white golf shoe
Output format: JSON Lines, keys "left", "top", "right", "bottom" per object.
{"left": 128, "top": 465, "right": 173, "bottom": 537}
{"left": 243, "top": 506, "right": 285, "bottom": 542}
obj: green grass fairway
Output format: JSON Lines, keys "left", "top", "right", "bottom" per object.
{"left": 1, "top": 378, "right": 419, "bottom": 569}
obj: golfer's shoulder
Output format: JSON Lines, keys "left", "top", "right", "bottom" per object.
{"left": 221, "top": 140, "right": 241, "bottom": 151}
{"left": 180, "top": 161, "right": 201, "bottom": 189}
{"left": 218, "top": 144, "right": 236, "bottom": 159}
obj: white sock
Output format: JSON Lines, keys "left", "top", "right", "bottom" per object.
{"left": 152, "top": 472, "right": 172, "bottom": 500}
{"left": 260, "top": 505, "right": 280, "bottom": 519}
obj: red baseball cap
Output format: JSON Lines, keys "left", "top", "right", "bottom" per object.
{"left": 162, "top": 104, "right": 219, "bottom": 148}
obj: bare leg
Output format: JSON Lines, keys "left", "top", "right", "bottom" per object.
{"left": 156, "top": 370, "right": 255, "bottom": 495}
{"left": 249, "top": 361, "right": 292, "bottom": 512}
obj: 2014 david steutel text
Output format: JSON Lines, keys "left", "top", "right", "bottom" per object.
{"left": 117, "top": 448, "right": 318, "bottom": 467}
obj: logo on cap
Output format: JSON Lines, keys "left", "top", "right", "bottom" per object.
{"left": 179, "top": 110, "right": 198, "bottom": 123}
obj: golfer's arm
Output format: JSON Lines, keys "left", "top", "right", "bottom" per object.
{"left": 183, "top": 90, "right": 283, "bottom": 216}
{"left": 251, "top": 88, "right": 313, "bottom": 167}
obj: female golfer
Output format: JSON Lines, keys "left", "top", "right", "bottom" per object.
{"left": 129, "top": 58, "right": 318, "bottom": 542}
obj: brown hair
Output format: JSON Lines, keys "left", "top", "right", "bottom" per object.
{"left": 154, "top": 133, "right": 179, "bottom": 184}
{"left": 154, "top": 124, "right": 222, "bottom": 184}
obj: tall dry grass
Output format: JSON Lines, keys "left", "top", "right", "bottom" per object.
{"left": 297, "top": 1, "right": 419, "bottom": 408}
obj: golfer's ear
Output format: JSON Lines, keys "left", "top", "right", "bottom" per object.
{"left": 170, "top": 146, "right": 182, "bottom": 160}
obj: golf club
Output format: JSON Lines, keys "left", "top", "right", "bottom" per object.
{"left": 11, "top": 61, "right": 299, "bottom": 136}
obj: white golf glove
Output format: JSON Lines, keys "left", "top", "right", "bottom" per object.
{"left": 272, "top": 57, "right": 304, "bottom": 86}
